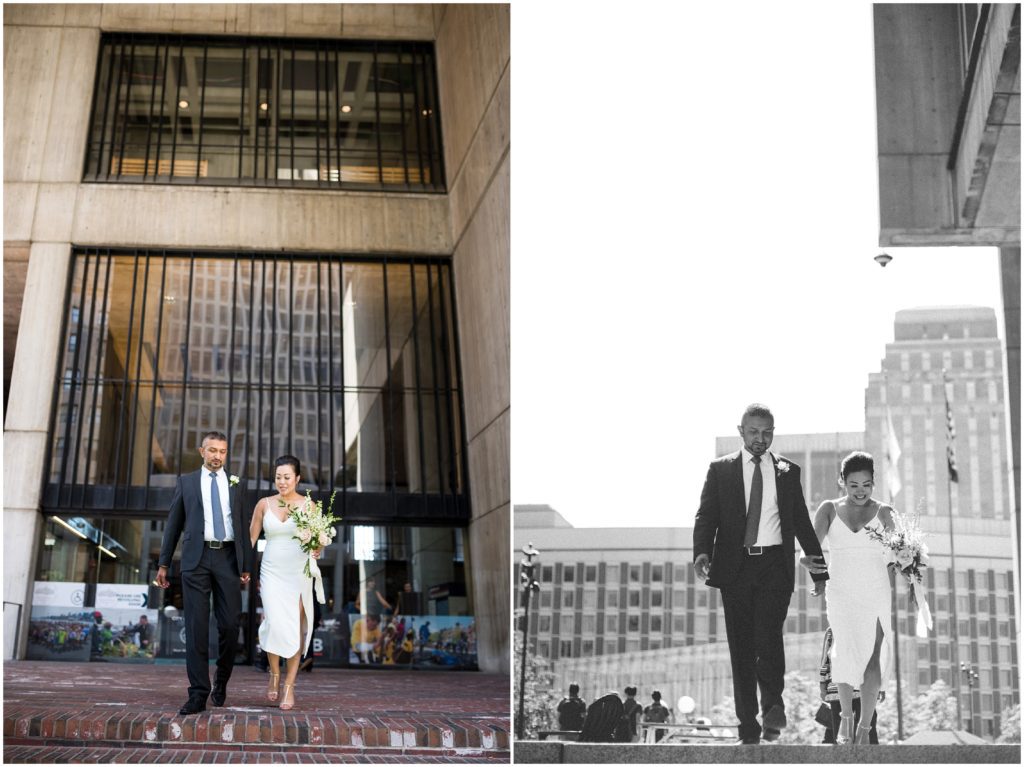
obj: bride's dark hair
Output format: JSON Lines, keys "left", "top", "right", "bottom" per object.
{"left": 274, "top": 454, "right": 301, "bottom": 477}
{"left": 840, "top": 451, "right": 874, "bottom": 481}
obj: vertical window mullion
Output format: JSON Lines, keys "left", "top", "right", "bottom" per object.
{"left": 91, "top": 40, "right": 115, "bottom": 176}
{"left": 314, "top": 42, "right": 322, "bottom": 187}
{"left": 57, "top": 254, "right": 93, "bottom": 498}
{"left": 316, "top": 255, "right": 324, "bottom": 489}
{"left": 425, "top": 262, "right": 444, "bottom": 499}
{"left": 239, "top": 42, "right": 247, "bottom": 181}
{"left": 411, "top": 47, "right": 426, "bottom": 189}
{"left": 334, "top": 48, "right": 342, "bottom": 188}
{"left": 270, "top": 256, "right": 278, "bottom": 463}
{"left": 382, "top": 259, "right": 396, "bottom": 499}
{"left": 274, "top": 43, "right": 282, "bottom": 186}
{"left": 424, "top": 50, "right": 442, "bottom": 188}
{"left": 397, "top": 45, "right": 409, "bottom": 186}
{"left": 290, "top": 44, "right": 296, "bottom": 186}
{"left": 195, "top": 42, "right": 209, "bottom": 181}
{"left": 175, "top": 255, "right": 196, "bottom": 475}
{"left": 114, "top": 40, "right": 136, "bottom": 181}
{"left": 143, "top": 43, "right": 161, "bottom": 178}
{"left": 143, "top": 253, "right": 169, "bottom": 509}
{"left": 67, "top": 254, "right": 100, "bottom": 498}
{"left": 409, "top": 262, "right": 427, "bottom": 504}
{"left": 326, "top": 259, "right": 336, "bottom": 493}
{"left": 111, "top": 254, "right": 141, "bottom": 495}
{"left": 252, "top": 47, "right": 261, "bottom": 181}
{"left": 82, "top": 254, "right": 113, "bottom": 493}
{"left": 170, "top": 43, "right": 185, "bottom": 178}
{"left": 336, "top": 260, "right": 347, "bottom": 515}
{"left": 154, "top": 42, "right": 171, "bottom": 178}
{"left": 287, "top": 255, "right": 294, "bottom": 456}
{"left": 124, "top": 254, "right": 153, "bottom": 503}
{"left": 257, "top": 257, "right": 266, "bottom": 484}
{"left": 438, "top": 265, "right": 460, "bottom": 507}
{"left": 228, "top": 257, "right": 239, "bottom": 476}
{"left": 372, "top": 43, "right": 383, "bottom": 184}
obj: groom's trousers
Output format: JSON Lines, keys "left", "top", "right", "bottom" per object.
{"left": 719, "top": 547, "right": 791, "bottom": 742}
{"left": 181, "top": 544, "right": 242, "bottom": 701}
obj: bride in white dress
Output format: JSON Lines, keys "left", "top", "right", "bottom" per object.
{"left": 811, "top": 452, "right": 894, "bottom": 745}
{"left": 249, "top": 455, "right": 321, "bottom": 710}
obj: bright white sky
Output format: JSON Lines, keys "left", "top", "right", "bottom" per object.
{"left": 510, "top": 2, "right": 1005, "bottom": 530}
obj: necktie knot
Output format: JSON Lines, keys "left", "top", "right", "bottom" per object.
{"left": 751, "top": 455, "right": 762, "bottom": 465}
{"left": 210, "top": 471, "right": 217, "bottom": 478}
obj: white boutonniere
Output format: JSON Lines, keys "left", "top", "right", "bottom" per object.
{"left": 776, "top": 460, "right": 790, "bottom": 475}
{"left": 229, "top": 475, "right": 240, "bottom": 487}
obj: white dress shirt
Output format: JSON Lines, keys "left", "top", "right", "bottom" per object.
{"left": 201, "top": 467, "right": 234, "bottom": 542}
{"left": 741, "top": 448, "right": 782, "bottom": 546}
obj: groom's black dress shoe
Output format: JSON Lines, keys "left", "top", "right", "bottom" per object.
{"left": 736, "top": 736, "right": 760, "bottom": 745}
{"left": 178, "top": 697, "right": 207, "bottom": 716}
{"left": 211, "top": 681, "right": 227, "bottom": 707}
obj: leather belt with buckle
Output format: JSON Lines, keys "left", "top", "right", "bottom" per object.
{"left": 744, "top": 545, "right": 782, "bottom": 556}
{"left": 206, "top": 540, "right": 226, "bottom": 549}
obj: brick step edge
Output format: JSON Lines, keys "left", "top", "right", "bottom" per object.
{"left": 4, "top": 739, "right": 511, "bottom": 758}
{"left": 4, "top": 744, "right": 512, "bottom": 764}
{"left": 4, "top": 717, "right": 509, "bottom": 750}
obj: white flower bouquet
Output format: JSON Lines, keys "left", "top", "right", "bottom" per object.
{"left": 866, "top": 505, "right": 929, "bottom": 583}
{"left": 286, "top": 490, "right": 340, "bottom": 578}
{"left": 866, "top": 505, "right": 932, "bottom": 636}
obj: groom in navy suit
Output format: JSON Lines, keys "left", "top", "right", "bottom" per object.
{"left": 157, "top": 431, "right": 252, "bottom": 715}
{"left": 693, "top": 404, "right": 828, "bottom": 744}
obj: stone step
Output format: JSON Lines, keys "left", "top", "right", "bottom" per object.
{"left": 4, "top": 743, "right": 510, "bottom": 763}
{"left": 514, "top": 740, "right": 1022, "bottom": 763}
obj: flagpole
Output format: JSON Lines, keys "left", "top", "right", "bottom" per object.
{"left": 943, "top": 369, "right": 964, "bottom": 729}
{"left": 884, "top": 372, "right": 904, "bottom": 741}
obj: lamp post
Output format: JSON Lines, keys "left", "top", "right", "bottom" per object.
{"left": 516, "top": 543, "right": 540, "bottom": 740}
{"left": 960, "top": 662, "right": 978, "bottom": 733}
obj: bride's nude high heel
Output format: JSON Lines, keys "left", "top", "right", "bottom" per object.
{"left": 280, "top": 682, "right": 295, "bottom": 711}
{"left": 266, "top": 671, "right": 281, "bottom": 702}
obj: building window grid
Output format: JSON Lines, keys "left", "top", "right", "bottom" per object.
{"left": 85, "top": 33, "right": 445, "bottom": 193}
{"left": 46, "top": 249, "right": 465, "bottom": 522}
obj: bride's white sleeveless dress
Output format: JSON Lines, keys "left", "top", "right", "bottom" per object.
{"left": 258, "top": 500, "right": 314, "bottom": 658}
{"left": 824, "top": 506, "right": 894, "bottom": 689}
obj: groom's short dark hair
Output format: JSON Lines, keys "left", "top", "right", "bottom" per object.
{"left": 200, "top": 431, "right": 228, "bottom": 445}
{"left": 741, "top": 403, "right": 773, "bottom": 423}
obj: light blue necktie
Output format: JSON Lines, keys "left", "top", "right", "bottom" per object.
{"left": 210, "top": 471, "right": 226, "bottom": 541}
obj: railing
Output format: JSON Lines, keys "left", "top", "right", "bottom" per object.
{"left": 4, "top": 601, "right": 23, "bottom": 660}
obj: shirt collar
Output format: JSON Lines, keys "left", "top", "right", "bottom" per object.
{"left": 741, "top": 447, "right": 773, "bottom": 465}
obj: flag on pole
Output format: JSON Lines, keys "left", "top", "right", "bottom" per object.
{"left": 943, "top": 373, "right": 959, "bottom": 483}
{"left": 885, "top": 405, "right": 902, "bottom": 500}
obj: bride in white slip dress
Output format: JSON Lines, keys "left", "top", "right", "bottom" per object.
{"left": 811, "top": 451, "right": 894, "bottom": 745}
{"left": 249, "top": 455, "right": 322, "bottom": 711}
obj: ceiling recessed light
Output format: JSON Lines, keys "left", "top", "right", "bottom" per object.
{"left": 178, "top": 99, "right": 189, "bottom": 109}
{"left": 259, "top": 102, "right": 269, "bottom": 111}
{"left": 340, "top": 104, "right": 352, "bottom": 114}
{"left": 421, "top": 108, "right": 433, "bottom": 117}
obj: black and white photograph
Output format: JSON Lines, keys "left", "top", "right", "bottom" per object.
{"left": 512, "top": 1, "right": 1020, "bottom": 763}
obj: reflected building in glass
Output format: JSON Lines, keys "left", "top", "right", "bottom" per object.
{"left": 4, "top": 5, "right": 509, "bottom": 673}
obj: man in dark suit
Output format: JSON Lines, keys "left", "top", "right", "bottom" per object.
{"left": 156, "top": 431, "right": 251, "bottom": 715}
{"left": 693, "top": 404, "right": 828, "bottom": 744}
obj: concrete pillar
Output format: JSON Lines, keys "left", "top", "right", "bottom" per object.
{"left": 3, "top": 242, "right": 72, "bottom": 657}
{"left": 435, "top": 4, "right": 510, "bottom": 674}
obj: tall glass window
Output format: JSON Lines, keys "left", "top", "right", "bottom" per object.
{"left": 85, "top": 34, "right": 444, "bottom": 191}
{"left": 45, "top": 249, "right": 465, "bottom": 524}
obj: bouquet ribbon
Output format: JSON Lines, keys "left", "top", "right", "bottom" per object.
{"left": 308, "top": 554, "right": 326, "bottom": 605}
{"left": 909, "top": 580, "right": 933, "bottom": 638}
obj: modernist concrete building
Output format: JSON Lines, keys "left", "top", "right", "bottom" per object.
{"left": 872, "top": 4, "right": 1020, "bottom": 579}
{"left": 4, "top": 4, "right": 510, "bottom": 673}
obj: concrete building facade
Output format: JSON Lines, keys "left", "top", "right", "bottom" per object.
{"left": 4, "top": 4, "right": 509, "bottom": 673}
